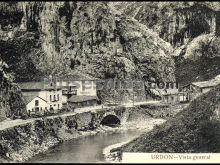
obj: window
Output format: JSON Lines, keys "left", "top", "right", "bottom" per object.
{"left": 171, "top": 96, "right": 174, "bottom": 101}
{"left": 57, "top": 94, "right": 59, "bottom": 101}
{"left": 50, "top": 95, "right": 52, "bottom": 102}
{"left": 54, "top": 104, "right": 56, "bottom": 106}
{"left": 35, "top": 107, "right": 39, "bottom": 112}
{"left": 54, "top": 95, "right": 56, "bottom": 101}
{"left": 165, "top": 96, "right": 168, "bottom": 102}
{"left": 35, "top": 100, "right": 39, "bottom": 106}
{"left": 82, "top": 81, "right": 85, "bottom": 92}
{"left": 58, "top": 104, "right": 59, "bottom": 109}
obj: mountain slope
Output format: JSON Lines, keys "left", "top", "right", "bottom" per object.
{"left": 114, "top": 84, "right": 220, "bottom": 154}
{"left": 112, "top": 2, "right": 220, "bottom": 86}
{"left": 0, "top": 2, "right": 175, "bottom": 81}
{"left": 0, "top": 2, "right": 176, "bottom": 104}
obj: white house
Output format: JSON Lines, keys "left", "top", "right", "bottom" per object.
{"left": 55, "top": 72, "right": 98, "bottom": 107}
{"left": 19, "top": 81, "right": 63, "bottom": 114}
{"left": 180, "top": 75, "right": 220, "bottom": 102}
{"left": 151, "top": 88, "right": 180, "bottom": 104}
{"left": 23, "top": 95, "right": 47, "bottom": 114}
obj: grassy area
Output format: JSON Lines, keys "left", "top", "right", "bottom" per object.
{"left": 114, "top": 84, "right": 220, "bottom": 154}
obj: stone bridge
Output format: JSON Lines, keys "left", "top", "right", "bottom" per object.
{"left": 67, "top": 106, "right": 130, "bottom": 130}
{"left": 94, "top": 106, "right": 129, "bottom": 126}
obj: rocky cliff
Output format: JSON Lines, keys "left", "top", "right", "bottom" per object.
{"left": 0, "top": 2, "right": 220, "bottom": 113}
{"left": 0, "top": 59, "right": 25, "bottom": 121}
{"left": 0, "top": 2, "right": 177, "bottom": 104}
{"left": 0, "top": 2, "right": 175, "bottom": 81}
{"left": 111, "top": 2, "right": 219, "bottom": 46}
{"left": 111, "top": 2, "right": 220, "bottom": 86}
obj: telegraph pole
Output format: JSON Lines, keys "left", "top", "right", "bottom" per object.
{"left": 114, "top": 78, "right": 116, "bottom": 105}
{"left": 132, "top": 80, "right": 134, "bottom": 106}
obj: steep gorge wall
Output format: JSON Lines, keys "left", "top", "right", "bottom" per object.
{"left": 0, "top": 59, "right": 25, "bottom": 121}
{"left": 0, "top": 2, "right": 176, "bottom": 102}
{"left": 0, "top": 2, "right": 175, "bottom": 80}
{"left": 137, "top": 4, "right": 216, "bottom": 47}
{"left": 111, "top": 2, "right": 220, "bottom": 86}
{"left": 115, "top": 2, "right": 219, "bottom": 47}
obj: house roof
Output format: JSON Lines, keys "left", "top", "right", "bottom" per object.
{"left": 150, "top": 88, "right": 179, "bottom": 96}
{"left": 23, "top": 95, "right": 47, "bottom": 105}
{"left": 192, "top": 76, "right": 220, "bottom": 88}
{"left": 191, "top": 81, "right": 214, "bottom": 88}
{"left": 18, "top": 81, "right": 62, "bottom": 91}
{"left": 56, "top": 71, "right": 98, "bottom": 81}
{"left": 68, "top": 95, "right": 98, "bottom": 103}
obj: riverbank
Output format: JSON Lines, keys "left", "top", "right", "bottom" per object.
{"left": 104, "top": 85, "right": 220, "bottom": 162}
{"left": 102, "top": 119, "right": 166, "bottom": 163}
{"left": 0, "top": 103, "right": 185, "bottom": 163}
{"left": 0, "top": 117, "right": 165, "bottom": 163}
{"left": 102, "top": 103, "right": 189, "bottom": 163}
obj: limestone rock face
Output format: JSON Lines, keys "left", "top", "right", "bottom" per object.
{"left": 102, "top": 2, "right": 220, "bottom": 86}
{"left": 0, "top": 2, "right": 176, "bottom": 92}
{"left": 0, "top": 59, "right": 25, "bottom": 121}
{"left": 2, "top": 2, "right": 220, "bottom": 94}
{"left": 111, "top": 2, "right": 220, "bottom": 47}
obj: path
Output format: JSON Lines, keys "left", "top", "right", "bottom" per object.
{"left": 0, "top": 100, "right": 160, "bottom": 131}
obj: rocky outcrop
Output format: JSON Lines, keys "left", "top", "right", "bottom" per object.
{"left": 174, "top": 34, "right": 220, "bottom": 86}
{"left": 0, "top": 2, "right": 176, "bottom": 102}
{"left": 112, "top": 2, "right": 220, "bottom": 47}
{"left": 0, "top": 59, "right": 26, "bottom": 121}
{"left": 109, "top": 2, "right": 220, "bottom": 86}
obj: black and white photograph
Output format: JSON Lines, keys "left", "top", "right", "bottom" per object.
{"left": 0, "top": 1, "right": 220, "bottom": 163}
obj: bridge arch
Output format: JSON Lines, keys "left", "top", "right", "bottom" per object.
{"left": 100, "top": 114, "right": 120, "bottom": 127}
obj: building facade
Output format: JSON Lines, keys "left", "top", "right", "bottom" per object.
{"left": 68, "top": 95, "right": 97, "bottom": 109}
{"left": 150, "top": 88, "right": 180, "bottom": 104}
{"left": 19, "top": 82, "right": 63, "bottom": 115}
{"left": 55, "top": 72, "right": 98, "bottom": 109}
{"left": 180, "top": 76, "right": 220, "bottom": 102}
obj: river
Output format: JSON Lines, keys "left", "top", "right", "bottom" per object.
{"left": 28, "top": 129, "right": 144, "bottom": 163}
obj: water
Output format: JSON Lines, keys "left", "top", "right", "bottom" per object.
{"left": 28, "top": 129, "right": 143, "bottom": 163}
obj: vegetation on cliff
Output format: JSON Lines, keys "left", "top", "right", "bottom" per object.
{"left": 0, "top": 2, "right": 175, "bottom": 82}
{"left": 111, "top": 2, "right": 220, "bottom": 86}
{"left": 175, "top": 35, "right": 220, "bottom": 86}
{"left": 0, "top": 1, "right": 177, "bottom": 104}
{"left": 0, "top": 59, "right": 26, "bottom": 121}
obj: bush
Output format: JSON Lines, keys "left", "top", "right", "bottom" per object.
{"left": 197, "top": 120, "right": 220, "bottom": 152}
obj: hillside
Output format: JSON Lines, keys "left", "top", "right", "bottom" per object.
{"left": 0, "top": 2, "right": 176, "bottom": 106}
{"left": 174, "top": 34, "right": 220, "bottom": 86}
{"left": 1, "top": 2, "right": 220, "bottom": 119}
{"left": 0, "top": 2, "right": 175, "bottom": 82}
{"left": 113, "top": 84, "right": 220, "bottom": 155}
{"left": 111, "top": 2, "right": 220, "bottom": 86}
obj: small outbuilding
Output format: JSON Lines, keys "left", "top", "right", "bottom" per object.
{"left": 68, "top": 95, "right": 98, "bottom": 109}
